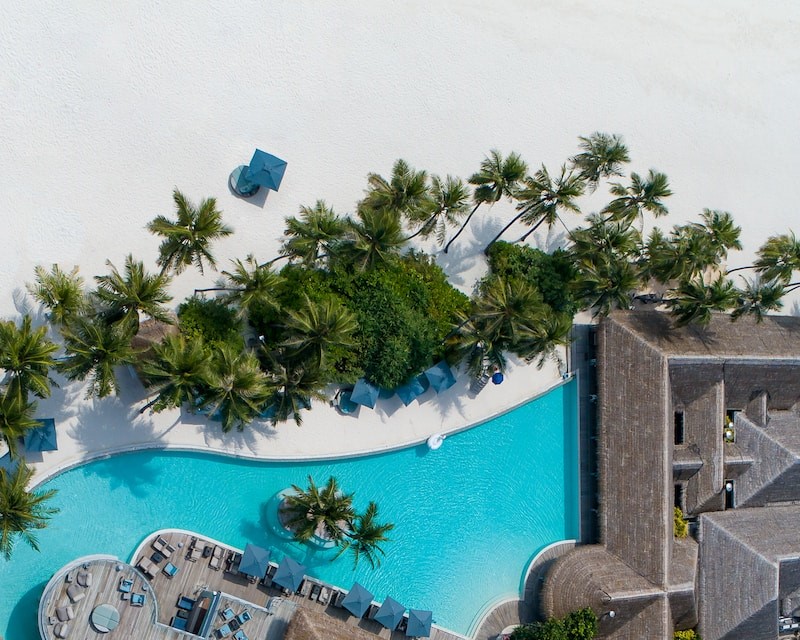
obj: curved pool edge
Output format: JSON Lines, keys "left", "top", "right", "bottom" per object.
{"left": 29, "top": 374, "right": 575, "bottom": 490}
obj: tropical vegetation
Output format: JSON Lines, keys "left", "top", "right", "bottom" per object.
{"left": 0, "top": 463, "right": 59, "bottom": 561}
{"left": 510, "top": 607, "right": 598, "bottom": 640}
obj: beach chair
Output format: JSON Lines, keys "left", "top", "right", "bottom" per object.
{"left": 296, "top": 579, "right": 311, "bottom": 597}
{"left": 318, "top": 586, "right": 330, "bottom": 605}
{"left": 171, "top": 616, "right": 188, "bottom": 630}
{"left": 55, "top": 606, "right": 74, "bottom": 622}
{"left": 366, "top": 603, "right": 379, "bottom": 619}
{"left": 177, "top": 595, "right": 196, "bottom": 611}
{"left": 215, "top": 624, "right": 232, "bottom": 639}
{"left": 162, "top": 562, "right": 179, "bottom": 578}
{"left": 265, "top": 597, "right": 283, "bottom": 615}
{"left": 118, "top": 577, "right": 133, "bottom": 593}
{"left": 66, "top": 585, "right": 85, "bottom": 603}
{"left": 153, "top": 535, "right": 173, "bottom": 558}
{"left": 54, "top": 622, "right": 70, "bottom": 638}
{"left": 76, "top": 570, "right": 92, "bottom": 588}
{"left": 309, "top": 582, "right": 321, "bottom": 600}
{"left": 233, "top": 630, "right": 248, "bottom": 640}
{"left": 209, "top": 546, "right": 223, "bottom": 570}
{"left": 219, "top": 606, "right": 235, "bottom": 621}
{"left": 235, "top": 610, "right": 252, "bottom": 626}
{"left": 131, "top": 593, "right": 146, "bottom": 607}
{"left": 136, "top": 556, "right": 156, "bottom": 579}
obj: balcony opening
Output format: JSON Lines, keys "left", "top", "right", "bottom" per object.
{"left": 674, "top": 484, "right": 684, "bottom": 510}
{"left": 724, "top": 479, "right": 735, "bottom": 509}
{"left": 674, "top": 411, "right": 685, "bottom": 445}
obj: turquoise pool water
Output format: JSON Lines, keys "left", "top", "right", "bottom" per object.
{"left": 0, "top": 379, "right": 578, "bottom": 639}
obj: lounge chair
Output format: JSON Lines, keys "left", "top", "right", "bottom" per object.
{"left": 171, "top": 616, "right": 188, "bottom": 630}
{"left": 55, "top": 606, "right": 74, "bottom": 622}
{"left": 188, "top": 542, "right": 203, "bottom": 562}
{"left": 209, "top": 546, "right": 223, "bottom": 570}
{"left": 296, "top": 579, "right": 311, "bottom": 597}
{"left": 76, "top": 571, "right": 92, "bottom": 588}
{"left": 219, "top": 607, "right": 235, "bottom": 621}
{"left": 177, "top": 595, "right": 196, "bottom": 611}
{"left": 366, "top": 603, "right": 379, "bottom": 619}
{"left": 235, "top": 611, "right": 251, "bottom": 626}
{"left": 136, "top": 556, "right": 156, "bottom": 579}
{"left": 233, "top": 630, "right": 248, "bottom": 640}
{"left": 318, "top": 587, "right": 330, "bottom": 605}
{"left": 66, "top": 585, "right": 85, "bottom": 604}
{"left": 54, "top": 622, "right": 70, "bottom": 638}
{"left": 162, "top": 562, "right": 179, "bottom": 578}
{"left": 309, "top": 582, "right": 321, "bottom": 600}
{"left": 118, "top": 577, "right": 134, "bottom": 593}
{"left": 216, "top": 624, "right": 232, "bottom": 639}
{"left": 265, "top": 597, "right": 283, "bottom": 615}
{"left": 152, "top": 535, "right": 174, "bottom": 558}
{"left": 131, "top": 593, "right": 146, "bottom": 607}
{"left": 64, "top": 572, "right": 74, "bottom": 584}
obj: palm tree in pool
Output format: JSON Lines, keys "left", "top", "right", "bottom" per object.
{"left": 94, "top": 255, "right": 173, "bottom": 333}
{"left": 200, "top": 345, "right": 273, "bottom": 433}
{"left": 279, "top": 295, "right": 357, "bottom": 368}
{"left": 730, "top": 277, "right": 786, "bottom": 323}
{"left": 281, "top": 476, "right": 354, "bottom": 544}
{"left": 56, "top": 317, "right": 137, "bottom": 399}
{"left": 264, "top": 359, "right": 328, "bottom": 426}
{"left": 665, "top": 274, "right": 738, "bottom": 327}
{"left": 602, "top": 169, "right": 672, "bottom": 230}
{"left": 337, "top": 501, "right": 394, "bottom": 569}
{"left": 0, "top": 391, "right": 40, "bottom": 460}
{"left": 569, "top": 132, "right": 630, "bottom": 191}
{"left": 26, "top": 264, "right": 89, "bottom": 326}
{"left": 339, "top": 208, "right": 408, "bottom": 270}
{"left": 277, "top": 201, "right": 348, "bottom": 268}
{"left": 488, "top": 165, "right": 585, "bottom": 250}
{"left": 361, "top": 159, "right": 434, "bottom": 224}
{"left": 0, "top": 462, "right": 59, "bottom": 560}
{"left": 138, "top": 334, "right": 213, "bottom": 414}
{"left": 147, "top": 189, "right": 233, "bottom": 276}
{"left": 443, "top": 150, "right": 528, "bottom": 253}
{"left": 404, "top": 175, "right": 471, "bottom": 244}
{"left": 0, "top": 315, "right": 58, "bottom": 402}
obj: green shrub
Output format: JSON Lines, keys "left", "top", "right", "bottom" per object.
{"left": 510, "top": 608, "right": 597, "bottom": 640}
{"left": 674, "top": 630, "right": 701, "bottom": 640}
{"left": 563, "top": 608, "right": 598, "bottom": 640}
{"left": 510, "top": 619, "right": 567, "bottom": 640}
{"left": 674, "top": 507, "right": 689, "bottom": 538}
{"left": 177, "top": 297, "right": 242, "bottom": 349}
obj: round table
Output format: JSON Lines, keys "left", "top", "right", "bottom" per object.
{"left": 229, "top": 165, "right": 260, "bottom": 197}
{"left": 91, "top": 603, "right": 120, "bottom": 633}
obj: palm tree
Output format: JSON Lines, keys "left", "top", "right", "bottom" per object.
{"left": 56, "top": 317, "right": 136, "bottom": 399}
{"left": 446, "top": 314, "right": 507, "bottom": 379}
{"left": 0, "top": 315, "right": 58, "bottom": 401}
{"left": 138, "top": 334, "right": 213, "bottom": 413}
{"left": 202, "top": 256, "right": 284, "bottom": 319}
{"left": 602, "top": 169, "right": 672, "bottom": 229}
{"left": 665, "top": 275, "right": 738, "bottom": 327}
{"left": 361, "top": 159, "right": 433, "bottom": 223}
{"left": 730, "top": 277, "right": 786, "bottom": 322}
{"left": 265, "top": 359, "right": 328, "bottom": 426}
{"left": 695, "top": 209, "right": 742, "bottom": 262}
{"left": 472, "top": 279, "right": 544, "bottom": 346}
{"left": 0, "top": 462, "right": 58, "bottom": 560}
{"left": 279, "top": 295, "right": 357, "bottom": 368}
{"left": 26, "top": 264, "right": 88, "bottom": 326}
{"left": 94, "top": 255, "right": 173, "bottom": 332}
{"left": 569, "top": 132, "right": 630, "bottom": 190}
{"left": 281, "top": 476, "right": 354, "bottom": 544}
{"left": 200, "top": 346, "right": 272, "bottom": 432}
{"left": 404, "top": 175, "right": 471, "bottom": 244}
{"left": 443, "top": 150, "right": 527, "bottom": 253}
{"left": 569, "top": 214, "right": 641, "bottom": 263}
{"left": 337, "top": 501, "right": 394, "bottom": 569}
{"left": 278, "top": 201, "right": 348, "bottom": 268}
{"left": 0, "top": 391, "right": 40, "bottom": 459}
{"left": 339, "top": 208, "right": 408, "bottom": 270}
{"left": 573, "top": 255, "right": 640, "bottom": 317}
{"left": 487, "top": 165, "right": 584, "bottom": 250}
{"left": 514, "top": 310, "right": 573, "bottom": 369}
{"left": 147, "top": 189, "right": 233, "bottom": 276}
{"left": 751, "top": 232, "right": 800, "bottom": 283}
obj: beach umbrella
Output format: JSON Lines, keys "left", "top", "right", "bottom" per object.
{"left": 491, "top": 371, "right": 505, "bottom": 385}
{"left": 350, "top": 378, "right": 379, "bottom": 409}
{"left": 375, "top": 596, "right": 405, "bottom": 630}
{"left": 245, "top": 149, "right": 287, "bottom": 191}
{"left": 424, "top": 361, "right": 456, "bottom": 393}
{"left": 272, "top": 556, "right": 306, "bottom": 592}
{"left": 341, "top": 582, "right": 374, "bottom": 618}
{"left": 395, "top": 376, "right": 426, "bottom": 406}
{"left": 406, "top": 609, "right": 433, "bottom": 637}
{"left": 238, "top": 543, "right": 270, "bottom": 578}
{"left": 24, "top": 418, "right": 57, "bottom": 452}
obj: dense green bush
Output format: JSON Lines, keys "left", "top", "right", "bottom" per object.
{"left": 510, "top": 608, "right": 598, "bottom": 640}
{"left": 674, "top": 507, "right": 689, "bottom": 538}
{"left": 177, "top": 297, "right": 242, "bottom": 349}
{"left": 674, "top": 630, "right": 701, "bottom": 640}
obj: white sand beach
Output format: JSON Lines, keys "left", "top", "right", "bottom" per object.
{"left": 2, "top": 1, "right": 800, "bottom": 483}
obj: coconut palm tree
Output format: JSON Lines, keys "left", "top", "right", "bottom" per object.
{"left": 730, "top": 277, "right": 786, "bottom": 323}
{"left": 443, "top": 150, "right": 528, "bottom": 253}
{"left": 472, "top": 278, "right": 544, "bottom": 346}
{"left": 279, "top": 295, "right": 357, "bottom": 368}
{"left": 94, "top": 255, "right": 173, "bottom": 332}
{"left": 339, "top": 208, "right": 408, "bottom": 270}
{"left": 695, "top": 209, "right": 742, "bottom": 262}
{"left": 0, "top": 315, "right": 58, "bottom": 402}
{"left": 514, "top": 310, "right": 573, "bottom": 370}
{"left": 278, "top": 201, "right": 348, "bottom": 268}
{"left": 0, "top": 391, "right": 40, "bottom": 460}
{"left": 195, "top": 256, "right": 284, "bottom": 319}
{"left": 446, "top": 314, "right": 508, "bottom": 379}
{"left": 337, "top": 501, "right": 394, "bottom": 569}
{"left": 138, "top": 334, "right": 213, "bottom": 413}
{"left": 665, "top": 275, "right": 738, "bottom": 327}
{"left": 569, "top": 214, "right": 640, "bottom": 263}
{"left": 751, "top": 232, "right": 800, "bottom": 283}
{"left": 282, "top": 476, "right": 354, "bottom": 544}
{"left": 0, "top": 462, "right": 58, "bottom": 560}
{"left": 200, "top": 345, "right": 272, "bottom": 433}
{"left": 56, "top": 317, "right": 137, "bottom": 399}
{"left": 573, "top": 255, "right": 640, "bottom": 317}
{"left": 361, "top": 159, "right": 434, "bottom": 223}
{"left": 26, "top": 264, "right": 88, "bottom": 326}
{"left": 488, "top": 165, "right": 584, "bottom": 250}
{"left": 147, "top": 189, "right": 233, "bottom": 276}
{"left": 264, "top": 359, "right": 327, "bottom": 426}
{"left": 569, "top": 132, "right": 630, "bottom": 191}
{"left": 602, "top": 169, "right": 672, "bottom": 229}
{"left": 404, "top": 175, "right": 471, "bottom": 244}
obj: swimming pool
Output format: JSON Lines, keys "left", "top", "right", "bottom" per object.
{"left": 0, "top": 379, "right": 578, "bottom": 639}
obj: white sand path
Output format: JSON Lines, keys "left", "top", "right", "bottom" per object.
{"left": 2, "top": 1, "right": 800, "bottom": 483}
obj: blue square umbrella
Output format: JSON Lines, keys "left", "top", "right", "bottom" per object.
{"left": 407, "top": 609, "right": 433, "bottom": 637}
{"left": 24, "top": 419, "right": 57, "bottom": 452}
{"left": 238, "top": 543, "right": 270, "bottom": 578}
{"left": 424, "top": 361, "right": 456, "bottom": 393}
{"left": 351, "top": 378, "right": 379, "bottom": 409}
{"left": 245, "top": 149, "right": 287, "bottom": 191}
{"left": 272, "top": 556, "right": 306, "bottom": 592}
{"left": 395, "top": 376, "right": 426, "bottom": 406}
{"left": 375, "top": 596, "right": 405, "bottom": 630}
{"left": 341, "top": 582, "right": 374, "bottom": 618}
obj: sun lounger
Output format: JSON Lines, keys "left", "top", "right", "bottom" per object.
{"left": 219, "top": 607, "right": 235, "bottom": 621}
{"left": 309, "top": 582, "right": 321, "bottom": 600}
{"left": 131, "top": 593, "right": 146, "bottom": 607}
{"left": 332, "top": 590, "right": 346, "bottom": 607}
{"left": 66, "top": 585, "right": 85, "bottom": 604}
{"left": 177, "top": 595, "right": 196, "bottom": 611}
{"left": 153, "top": 535, "right": 174, "bottom": 558}
{"left": 136, "top": 556, "right": 156, "bottom": 578}
{"left": 209, "top": 546, "right": 223, "bottom": 570}
{"left": 216, "top": 623, "right": 232, "bottom": 638}
{"left": 119, "top": 577, "right": 133, "bottom": 593}
{"left": 163, "top": 562, "right": 179, "bottom": 578}
{"left": 265, "top": 597, "right": 283, "bottom": 615}
{"left": 318, "top": 586, "right": 330, "bottom": 605}
{"left": 366, "top": 603, "right": 379, "bottom": 619}
{"left": 64, "top": 572, "right": 74, "bottom": 584}
{"left": 171, "top": 616, "right": 188, "bottom": 630}
{"left": 56, "top": 606, "right": 74, "bottom": 622}
{"left": 76, "top": 571, "right": 92, "bottom": 588}
{"left": 235, "top": 611, "right": 251, "bottom": 626}
{"left": 234, "top": 630, "right": 248, "bottom": 640}
{"left": 54, "top": 622, "right": 70, "bottom": 638}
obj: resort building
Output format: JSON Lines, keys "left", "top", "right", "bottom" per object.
{"left": 541, "top": 310, "right": 800, "bottom": 640}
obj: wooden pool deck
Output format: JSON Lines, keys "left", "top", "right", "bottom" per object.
{"left": 38, "top": 530, "right": 467, "bottom": 640}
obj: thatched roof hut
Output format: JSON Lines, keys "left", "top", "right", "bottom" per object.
{"left": 283, "top": 607, "right": 377, "bottom": 640}
{"left": 131, "top": 316, "right": 179, "bottom": 354}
